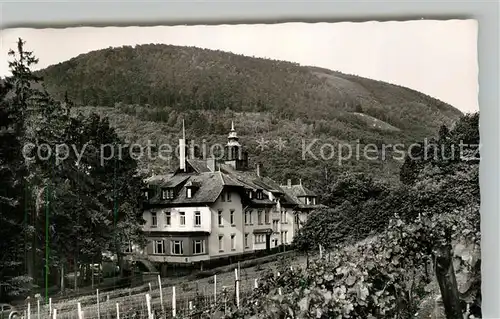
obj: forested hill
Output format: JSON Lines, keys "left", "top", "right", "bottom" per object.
{"left": 36, "top": 44, "right": 464, "bottom": 191}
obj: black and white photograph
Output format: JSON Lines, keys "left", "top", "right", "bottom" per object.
{"left": 0, "top": 19, "right": 480, "bottom": 319}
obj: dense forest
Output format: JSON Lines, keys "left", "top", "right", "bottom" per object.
{"left": 37, "top": 44, "right": 463, "bottom": 197}
{"left": 1, "top": 39, "right": 146, "bottom": 301}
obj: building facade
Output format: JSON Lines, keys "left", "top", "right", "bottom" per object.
{"left": 137, "top": 122, "right": 323, "bottom": 267}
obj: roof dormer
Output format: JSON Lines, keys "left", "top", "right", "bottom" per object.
{"left": 185, "top": 180, "right": 201, "bottom": 199}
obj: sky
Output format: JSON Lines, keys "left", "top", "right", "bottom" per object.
{"left": 0, "top": 20, "right": 479, "bottom": 113}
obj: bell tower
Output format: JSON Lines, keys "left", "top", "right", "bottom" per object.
{"left": 224, "top": 121, "right": 248, "bottom": 170}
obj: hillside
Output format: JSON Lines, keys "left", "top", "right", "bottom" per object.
{"left": 36, "top": 44, "right": 463, "bottom": 196}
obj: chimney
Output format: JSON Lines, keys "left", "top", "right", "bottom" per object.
{"left": 256, "top": 163, "right": 262, "bottom": 177}
{"left": 179, "top": 120, "right": 186, "bottom": 172}
{"left": 287, "top": 179, "right": 292, "bottom": 187}
{"left": 207, "top": 157, "right": 216, "bottom": 172}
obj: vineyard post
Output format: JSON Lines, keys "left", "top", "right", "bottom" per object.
{"left": 172, "top": 286, "right": 176, "bottom": 318}
{"left": 96, "top": 289, "right": 100, "bottom": 319}
{"left": 49, "top": 298, "right": 52, "bottom": 317}
{"left": 319, "top": 244, "right": 323, "bottom": 259}
{"left": 149, "top": 282, "right": 152, "bottom": 292}
{"left": 213, "top": 274, "right": 217, "bottom": 303}
{"left": 434, "top": 240, "right": 463, "bottom": 319}
{"left": 106, "top": 295, "right": 110, "bottom": 303}
{"left": 278, "top": 288, "right": 282, "bottom": 295}
{"left": 146, "top": 293, "right": 152, "bottom": 319}
{"left": 254, "top": 278, "right": 258, "bottom": 289}
{"left": 116, "top": 303, "right": 120, "bottom": 319}
{"left": 222, "top": 287, "right": 227, "bottom": 315}
{"left": 52, "top": 309, "right": 57, "bottom": 319}
{"left": 27, "top": 302, "right": 30, "bottom": 319}
{"left": 91, "top": 259, "right": 94, "bottom": 289}
{"left": 77, "top": 302, "right": 82, "bottom": 319}
{"left": 234, "top": 268, "right": 240, "bottom": 309}
{"left": 189, "top": 301, "right": 193, "bottom": 311}
{"left": 158, "top": 274, "right": 164, "bottom": 314}
{"left": 37, "top": 299, "right": 40, "bottom": 319}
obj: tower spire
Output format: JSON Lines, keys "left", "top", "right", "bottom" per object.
{"left": 231, "top": 120, "right": 235, "bottom": 131}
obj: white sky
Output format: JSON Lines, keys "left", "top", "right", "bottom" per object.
{"left": 0, "top": 20, "right": 479, "bottom": 113}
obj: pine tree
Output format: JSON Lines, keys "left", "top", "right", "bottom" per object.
{"left": 0, "top": 38, "right": 36, "bottom": 299}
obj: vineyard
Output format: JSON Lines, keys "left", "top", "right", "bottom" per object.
{"left": 16, "top": 201, "right": 480, "bottom": 319}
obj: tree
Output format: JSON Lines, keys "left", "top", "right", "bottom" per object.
{"left": 0, "top": 38, "right": 42, "bottom": 299}
{"left": 2, "top": 38, "right": 147, "bottom": 297}
{"left": 321, "top": 172, "right": 389, "bottom": 208}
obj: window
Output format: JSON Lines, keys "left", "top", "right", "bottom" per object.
{"left": 258, "top": 210, "right": 263, "bottom": 224}
{"left": 227, "top": 191, "right": 231, "bottom": 202}
{"left": 151, "top": 212, "right": 157, "bottom": 227}
{"left": 186, "top": 188, "right": 192, "bottom": 198}
{"left": 284, "top": 231, "right": 288, "bottom": 244}
{"left": 281, "top": 211, "right": 287, "bottom": 223}
{"left": 171, "top": 240, "right": 183, "bottom": 255}
{"left": 153, "top": 240, "right": 165, "bottom": 254}
{"left": 248, "top": 190, "right": 253, "bottom": 199}
{"left": 244, "top": 211, "right": 248, "bottom": 225}
{"left": 255, "top": 234, "right": 265, "bottom": 244}
{"left": 218, "top": 235, "right": 224, "bottom": 251}
{"left": 244, "top": 233, "right": 249, "bottom": 248}
{"left": 265, "top": 209, "right": 270, "bottom": 224}
{"left": 248, "top": 211, "right": 252, "bottom": 224}
{"left": 257, "top": 191, "right": 262, "bottom": 200}
{"left": 194, "top": 211, "right": 201, "bottom": 226}
{"left": 179, "top": 212, "right": 186, "bottom": 226}
{"left": 280, "top": 231, "right": 284, "bottom": 244}
{"left": 144, "top": 190, "right": 149, "bottom": 199}
{"left": 231, "top": 234, "right": 236, "bottom": 250}
{"left": 272, "top": 220, "right": 279, "bottom": 232}
{"left": 163, "top": 189, "right": 174, "bottom": 199}
{"left": 230, "top": 210, "right": 235, "bottom": 225}
{"left": 218, "top": 210, "right": 223, "bottom": 226}
{"left": 294, "top": 214, "right": 300, "bottom": 226}
{"left": 192, "top": 240, "right": 205, "bottom": 254}
{"left": 221, "top": 191, "right": 225, "bottom": 202}
{"left": 164, "top": 211, "right": 171, "bottom": 226}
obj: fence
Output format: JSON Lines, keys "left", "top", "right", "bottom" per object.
{"left": 18, "top": 270, "right": 268, "bottom": 319}
{"left": 16, "top": 251, "right": 311, "bottom": 319}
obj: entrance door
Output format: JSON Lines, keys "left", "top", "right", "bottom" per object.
{"left": 265, "top": 234, "right": 271, "bottom": 251}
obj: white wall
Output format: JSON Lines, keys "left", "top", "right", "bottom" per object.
{"left": 208, "top": 188, "right": 244, "bottom": 257}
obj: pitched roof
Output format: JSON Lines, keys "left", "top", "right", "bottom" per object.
{"left": 146, "top": 171, "right": 248, "bottom": 205}
{"left": 186, "top": 159, "right": 212, "bottom": 173}
{"left": 281, "top": 184, "right": 316, "bottom": 198}
{"left": 145, "top": 158, "right": 318, "bottom": 209}
{"left": 145, "top": 174, "right": 189, "bottom": 188}
{"left": 280, "top": 184, "right": 318, "bottom": 208}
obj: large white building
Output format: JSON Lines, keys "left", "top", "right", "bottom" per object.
{"left": 138, "top": 122, "right": 322, "bottom": 269}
